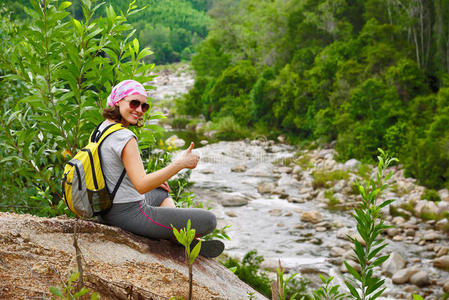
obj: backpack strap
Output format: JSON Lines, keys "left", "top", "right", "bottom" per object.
{"left": 94, "top": 122, "right": 127, "bottom": 200}
{"left": 111, "top": 169, "right": 127, "bottom": 200}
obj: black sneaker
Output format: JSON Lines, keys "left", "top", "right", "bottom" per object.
{"left": 191, "top": 239, "right": 225, "bottom": 258}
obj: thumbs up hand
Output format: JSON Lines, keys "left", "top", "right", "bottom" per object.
{"left": 175, "top": 142, "right": 200, "bottom": 169}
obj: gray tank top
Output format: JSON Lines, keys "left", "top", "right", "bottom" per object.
{"left": 98, "top": 121, "right": 144, "bottom": 203}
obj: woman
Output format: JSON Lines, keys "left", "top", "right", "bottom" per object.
{"left": 97, "top": 79, "right": 223, "bottom": 258}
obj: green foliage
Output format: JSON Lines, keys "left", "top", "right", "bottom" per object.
{"left": 0, "top": 0, "right": 155, "bottom": 215}
{"left": 50, "top": 271, "right": 99, "bottom": 300}
{"left": 312, "top": 169, "right": 350, "bottom": 189}
{"left": 208, "top": 116, "right": 252, "bottom": 140}
{"left": 344, "top": 149, "right": 397, "bottom": 300}
{"left": 176, "top": 0, "right": 449, "bottom": 190}
{"left": 172, "top": 219, "right": 201, "bottom": 300}
{"left": 222, "top": 250, "right": 272, "bottom": 298}
{"left": 313, "top": 275, "right": 348, "bottom": 300}
{"left": 421, "top": 189, "right": 441, "bottom": 202}
{"left": 274, "top": 262, "right": 301, "bottom": 300}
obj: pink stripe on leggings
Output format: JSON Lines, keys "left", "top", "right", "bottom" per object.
{"left": 139, "top": 201, "right": 173, "bottom": 230}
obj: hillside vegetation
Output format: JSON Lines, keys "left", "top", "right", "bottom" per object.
{"left": 178, "top": 0, "right": 449, "bottom": 190}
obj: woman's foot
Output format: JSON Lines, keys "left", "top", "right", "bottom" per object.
{"left": 191, "top": 239, "right": 225, "bottom": 258}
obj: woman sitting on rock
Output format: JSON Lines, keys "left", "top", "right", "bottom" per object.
{"left": 97, "top": 79, "right": 223, "bottom": 258}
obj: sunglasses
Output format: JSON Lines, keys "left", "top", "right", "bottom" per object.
{"left": 122, "top": 99, "right": 150, "bottom": 112}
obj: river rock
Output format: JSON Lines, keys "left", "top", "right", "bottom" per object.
{"left": 423, "top": 230, "right": 441, "bottom": 241}
{"left": 219, "top": 193, "right": 249, "bottom": 207}
{"left": 288, "top": 195, "right": 306, "bottom": 203}
{"left": 444, "top": 281, "right": 449, "bottom": 293}
{"left": 273, "top": 166, "right": 293, "bottom": 174}
{"left": 301, "top": 210, "right": 323, "bottom": 224}
{"left": 247, "top": 164, "right": 272, "bottom": 177}
{"left": 344, "top": 159, "right": 361, "bottom": 171}
{"left": 410, "top": 270, "right": 430, "bottom": 287}
{"left": 330, "top": 246, "right": 347, "bottom": 257}
{"left": 277, "top": 173, "right": 298, "bottom": 186}
{"left": 165, "top": 135, "right": 185, "bottom": 148}
{"left": 433, "top": 255, "right": 449, "bottom": 270}
{"left": 292, "top": 165, "right": 302, "bottom": 175}
{"left": 269, "top": 209, "right": 283, "bottom": 217}
{"left": 392, "top": 216, "right": 406, "bottom": 225}
{"left": 392, "top": 267, "right": 419, "bottom": 284}
{"left": 439, "top": 188, "right": 449, "bottom": 202}
{"left": 437, "top": 217, "right": 449, "bottom": 230}
{"left": 386, "top": 227, "right": 401, "bottom": 238}
{"left": 332, "top": 180, "right": 346, "bottom": 193}
{"left": 437, "top": 201, "right": 449, "bottom": 215}
{"left": 231, "top": 164, "right": 247, "bottom": 172}
{"left": 257, "top": 182, "right": 276, "bottom": 194}
{"left": 382, "top": 252, "right": 406, "bottom": 276}
{"left": 414, "top": 200, "right": 438, "bottom": 216}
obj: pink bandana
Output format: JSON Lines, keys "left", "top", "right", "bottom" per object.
{"left": 107, "top": 80, "right": 148, "bottom": 107}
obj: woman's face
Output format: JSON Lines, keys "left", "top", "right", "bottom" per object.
{"left": 116, "top": 94, "right": 148, "bottom": 127}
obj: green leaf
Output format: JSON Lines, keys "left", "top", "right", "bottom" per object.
{"left": 367, "top": 244, "right": 388, "bottom": 260}
{"left": 50, "top": 286, "right": 64, "bottom": 297}
{"left": 372, "top": 255, "right": 389, "bottom": 267}
{"left": 73, "top": 287, "right": 90, "bottom": 298}
{"left": 378, "top": 199, "right": 395, "bottom": 209}
{"left": 344, "top": 281, "right": 361, "bottom": 300}
{"left": 344, "top": 261, "right": 361, "bottom": 282}
{"left": 133, "top": 38, "right": 139, "bottom": 53}
{"left": 59, "top": 1, "right": 72, "bottom": 10}
{"left": 189, "top": 240, "right": 201, "bottom": 265}
{"left": 366, "top": 278, "right": 384, "bottom": 296}
{"left": 412, "top": 294, "right": 425, "bottom": 300}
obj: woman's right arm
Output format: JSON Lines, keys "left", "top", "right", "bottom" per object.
{"left": 121, "top": 138, "right": 199, "bottom": 194}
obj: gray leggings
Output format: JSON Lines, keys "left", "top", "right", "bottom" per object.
{"left": 98, "top": 188, "right": 217, "bottom": 240}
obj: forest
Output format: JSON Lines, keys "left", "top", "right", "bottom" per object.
{"left": 178, "top": 0, "right": 449, "bottom": 192}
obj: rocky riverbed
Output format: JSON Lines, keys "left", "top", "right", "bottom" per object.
{"left": 150, "top": 66, "right": 449, "bottom": 299}
{"left": 188, "top": 140, "right": 449, "bottom": 299}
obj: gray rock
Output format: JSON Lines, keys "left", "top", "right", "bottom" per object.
{"left": 444, "top": 281, "right": 449, "bottom": 293}
{"left": 247, "top": 164, "right": 272, "bottom": 177}
{"left": 330, "top": 247, "right": 347, "bottom": 257}
{"left": 437, "top": 201, "right": 449, "bottom": 215}
{"left": 220, "top": 193, "right": 249, "bottom": 207}
{"left": 225, "top": 211, "right": 237, "bottom": 217}
{"left": 433, "top": 255, "right": 449, "bottom": 270}
{"left": 257, "top": 182, "right": 276, "bottom": 194}
{"left": 409, "top": 270, "right": 430, "bottom": 287}
{"left": 344, "top": 159, "right": 361, "bottom": 171}
{"left": 301, "top": 210, "right": 323, "bottom": 224}
{"left": 277, "top": 173, "right": 298, "bottom": 186}
{"left": 382, "top": 252, "right": 406, "bottom": 276}
{"left": 333, "top": 180, "right": 346, "bottom": 193}
{"left": 392, "top": 267, "right": 419, "bottom": 284}
{"left": 415, "top": 200, "right": 438, "bottom": 216}
{"left": 423, "top": 230, "right": 441, "bottom": 241}
{"left": 392, "top": 216, "right": 406, "bottom": 225}
{"left": 292, "top": 165, "right": 302, "bottom": 175}
{"left": 288, "top": 195, "right": 306, "bottom": 203}
{"left": 439, "top": 188, "right": 449, "bottom": 202}
{"left": 386, "top": 228, "right": 401, "bottom": 238}
{"left": 436, "top": 218, "right": 449, "bottom": 231}
{"left": 165, "top": 135, "right": 186, "bottom": 148}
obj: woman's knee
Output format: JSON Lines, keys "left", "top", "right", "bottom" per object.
{"left": 199, "top": 210, "right": 217, "bottom": 235}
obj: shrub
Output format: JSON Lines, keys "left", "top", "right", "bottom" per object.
{"left": 312, "top": 169, "right": 350, "bottom": 189}
{"left": 421, "top": 189, "right": 441, "bottom": 202}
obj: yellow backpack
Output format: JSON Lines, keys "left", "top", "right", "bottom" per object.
{"left": 62, "top": 123, "right": 126, "bottom": 218}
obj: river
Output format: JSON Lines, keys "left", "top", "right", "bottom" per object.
{"left": 148, "top": 64, "right": 448, "bottom": 299}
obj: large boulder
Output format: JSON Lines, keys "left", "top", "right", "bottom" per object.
{"left": 0, "top": 212, "right": 265, "bottom": 299}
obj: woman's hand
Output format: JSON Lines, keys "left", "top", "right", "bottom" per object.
{"left": 175, "top": 142, "right": 200, "bottom": 169}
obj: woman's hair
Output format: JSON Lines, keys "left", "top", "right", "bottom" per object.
{"left": 102, "top": 105, "right": 144, "bottom": 127}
